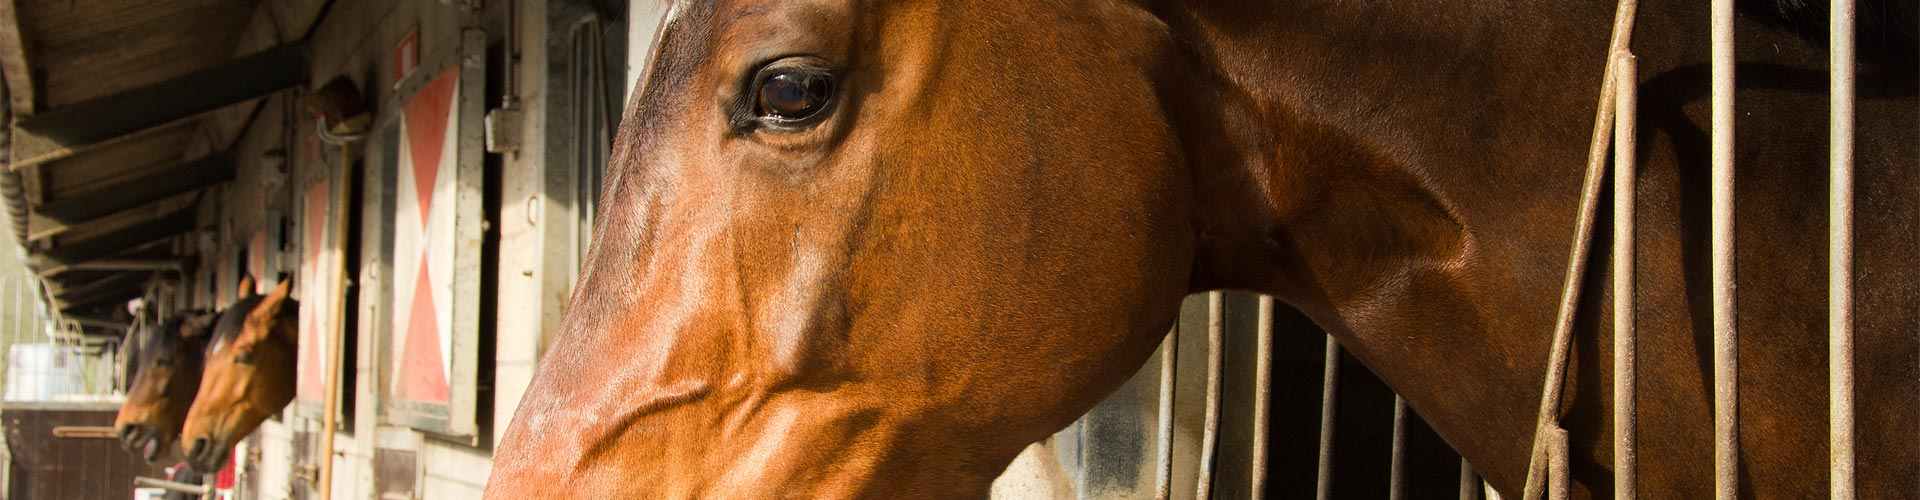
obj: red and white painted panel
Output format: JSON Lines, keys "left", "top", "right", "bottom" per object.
{"left": 391, "top": 66, "right": 460, "bottom": 407}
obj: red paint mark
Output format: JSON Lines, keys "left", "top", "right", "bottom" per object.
{"left": 399, "top": 263, "right": 449, "bottom": 403}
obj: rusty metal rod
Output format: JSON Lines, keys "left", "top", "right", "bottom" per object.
{"left": 1460, "top": 459, "right": 1481, "bottom": 500}
{"left": 1155, "top": 325, "right": 1178, "bottom": 500}
{"left": 1196, "top": 292, "right": 1224, "bottom": 500}
{"left": 1390, "top": 395, "right": 1408, "bottom": 500}
{"left": 1549, "top": 427, "right": 1571, "bottom": 500}
{"left": 1612, "top": 51, "right": 1639, "bottom": 500}
{"left": 1316, "top": 335, "right": 1341, "bottom": 500}
{"left": 135, "top": 476, "right": 211, "bottom": 495}
{"left": 1252, "top": 296, "right": 1274, "bottom": 498}
{"left": 1710, "top": 0, "right": 1739, "bottom": 497}
{"left": 1522, "top": 1, "right": 1638, "bottom": 497}
{"left": 1828, "top": 0, "right": 1857, "bottom": 497}
{"left": 50, "top": 426, "right": 117, "bottom": 439}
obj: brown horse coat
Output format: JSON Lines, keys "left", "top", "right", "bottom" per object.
{"left": 491, "top": 1, "right": 1917, "bottom": 497}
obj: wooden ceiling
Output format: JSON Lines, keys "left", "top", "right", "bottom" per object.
{"left": 0, "top": 0, "right": 269, "bottom": 331}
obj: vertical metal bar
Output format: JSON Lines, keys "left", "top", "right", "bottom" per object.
{"left": 1710, "top": 0, "right": 1739, "bottom": 497}
{"left": 1315, "top": 335, "right": 1341, "bottom": 500}
{"left": 1827, "top": 0, "right": 1857, "bottom": 497}
{"left": 1548, "top": 428, "right": 1571, "bottom": 500}
{"left": 1154, "top": 325, "right": 1178, "bottom": 500}
{"left": 1460, "top": 459, "right": 1481, "bottom": 500}
{"left": 1522, "top": 2, "right": 1638, "bottom": 497}
{"left": 1251, "top": 296, "right": 1274, "bottom": 498}
{"left": 1196, "top": 292, "right": 1224, "bottom": 500}
{"left": 1612, "top": 51, "right": 1639, "bottom": 500}
{"left": 1390, "top": 395, "right": 1408, "bottom": 500}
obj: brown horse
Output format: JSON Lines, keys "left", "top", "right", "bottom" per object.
{"left": 489, "top": 0, "right": 1917, "bottom": 497}
{"left": 114, "top": 308, "right": 217, "bottom": 463}
{"left": 179, "top": 278, "right": 300, "bottom": 472}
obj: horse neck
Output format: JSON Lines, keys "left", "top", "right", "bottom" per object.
{"left": 1165, "top": 0, "right": 1617, "bottom": 490}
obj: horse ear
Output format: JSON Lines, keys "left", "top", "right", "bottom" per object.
{"left": 237, "top": 274, "right": 257, "bottom": 297}
{"left": 178, "top": 311, "right": 217, "bottom": 339}
{"left": 248, "top": 279, "right": 294, "bottom": 326}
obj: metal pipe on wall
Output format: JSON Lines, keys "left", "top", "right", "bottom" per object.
{"left": 1611, "top": 51, "right": 1639, "bottom": 500}
{"left": 1827, "top": 0, "right": 1857, "bottom": 497}
{"left": 1709, "top": 0, "right": 1739, "bottom": 497}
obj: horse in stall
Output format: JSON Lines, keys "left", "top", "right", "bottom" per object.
{"left": 179, "top": 278, "right": 301, "bottom": 473}
{"left": 114, "top": 308, "right": 217, "bottom": 463}
{"left": 489, "top": 0, "right": 1917, "bottom": 497}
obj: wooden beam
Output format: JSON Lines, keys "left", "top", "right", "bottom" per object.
{"left": 0, "top": 0, "right": 36, "bottom": 115}
{"left": 34, "top": 207, "right": 195, "bottom": 269}
{"left": 62, "top": 258, "right": 186, "bottom": 273}
{"left": 10, "top": 42, "right": 308, "bottom": 169}
{"left": 51, "top": 271, "right": 146, "bottom": 301}
{"left": 36, "top": 154, "right": 231, "bottom": 226}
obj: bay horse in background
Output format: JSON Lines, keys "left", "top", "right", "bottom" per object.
{"left": 489, "top": 0, "right": 1917, "bottom": 497}
{"left": 180, "top": 278, "right": 300, "bottom": 473}
{"left": 114, "top": 307, "right": 217, "bottom": 463}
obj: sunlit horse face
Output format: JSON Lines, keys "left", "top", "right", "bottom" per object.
{"left": 489, "top": 0, "right": 1193, "bottom": 497}
{"left": 114, "top": 310, "right": 216, "bottom": 463}
{"left": 180, "top": 280, "right": 299, "bottom": 472}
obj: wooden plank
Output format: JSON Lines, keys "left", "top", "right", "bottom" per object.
{"left": 38, "top": 153, "right": 231, "bottom": 224}
{"left": 0, "top": 0, "right": 35, "bottom": 115}
{"left": 10, "top": 42, "right": 307, "bottom": 169}
{"left": 34, "top": 207, "right": 194, "bottom": 268}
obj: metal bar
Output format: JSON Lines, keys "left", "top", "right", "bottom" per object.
{"left": 1251, "top": 296, "right": 1274, "bottom": 498}
{"left": 1549, "top": 428, "right": 1571, "bottom": 500}
{"left": 50, "top": 426, "right": 116, "bottom": 438}
{"left": 1522, "top": 1, "right": 1638, "bottom": 497}
{"left": 1315, "top": 335, "right": 1341, "bottom": 500}
{"left": 1710, "top": 0, "right": 1739, "bottom": 497}
{"left": 1390, "top": 395, "right": 1408, "bottom": 500}
{"left": 1155, "top": 325, "right": 1178, "bottom": 500}
{"left": 1827, "top": 0, "right": 1857, "bottom": 497}
{"left": 1460, "top": 459, "right": 1481, "bottom": 500}
{"left": 1196, "top": 292, "right": 1224, "bottom": 500}
{"left": 135, "top": 476, "right": 211, "bottom": 495}
{"left": 1612, "top": 51, "right": 1639, "bottom": 500}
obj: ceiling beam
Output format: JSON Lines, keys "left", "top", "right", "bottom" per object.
{"left": 10, "top": 42, "right": 308, "bottom": 169}
{"left": 32, "top": 153, "right": 231, "bottom": 230}
{"left": 32, "top": 207, "right": 196, "bottom": 270}
{"left": 65, "top": 316, "right": 129, "bottom": 331}
{"left": 51, "top": 271, "right": 147, "bottom": 303}
{"left": 0, "top": 0, "right": 36, "bottom": 115}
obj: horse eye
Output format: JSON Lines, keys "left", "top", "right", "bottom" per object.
{"left": 234, "top": 350, "right": 255, "bottom": 365}
{"left": 754, "top": 68, "right": 834, "bottom": 124}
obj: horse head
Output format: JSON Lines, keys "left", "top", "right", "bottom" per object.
{"left": 489, "top": 1, "right": 1194, "bottom": 496}
{"left": 114, "top": 309, "right": 216, "bottom": 463}
{"left": 180, "top": 277, "right": 299, "bottom": 472}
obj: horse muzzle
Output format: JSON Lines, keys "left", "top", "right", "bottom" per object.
{"left": 118, "top": 424, "right": 172, "bottom": 463}
{"left": 185, "top": 436, "right": 229, "bottom": 472}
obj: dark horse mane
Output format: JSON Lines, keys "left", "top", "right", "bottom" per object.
{"left": 1742, "top": 0, "right": 1918, "bottom": 74}
{"left": 208, "top": 294, "right": 266, "bottom": 353}
{"left": 126, "top": 313, "right": 208, "bottom": 382}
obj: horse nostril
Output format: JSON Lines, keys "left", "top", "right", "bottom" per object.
{"left": 188, "top": 438, "right": 208, "bottom": 462}
{"left": 119, "top": 426, "right": 139, "bottom": 447}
